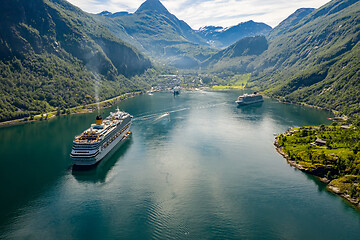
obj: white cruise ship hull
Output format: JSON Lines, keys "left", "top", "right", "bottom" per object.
{"left": 72, "top": 127, "right": 131, "bottom": 166}
{"left": 236, "top": 98, "right": 264, "bottom": 106}
{"left": 70, "top": 109, "right": 133, "bottom": 168}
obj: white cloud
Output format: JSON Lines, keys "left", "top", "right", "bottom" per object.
{"left": 66, "top": 0, "right": 330, "bottom": 28}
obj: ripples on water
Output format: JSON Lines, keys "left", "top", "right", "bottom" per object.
{"left": 1, "top": 91, "right": 360, "bottom": 239}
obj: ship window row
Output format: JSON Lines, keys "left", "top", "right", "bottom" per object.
{"left": 73, "top": 144, "right": 99, "bottom": 150}
{"left": 73, "top": 144, "right": 99, "bottom": 148}
{"left": 71, "top": 151, "right": 99, "bottom": 158}
{"left": 102, "top": 125, "right": 130, "bottom": 149}
{"left": 102, "top": 122, "right": 130, "bottom": 143}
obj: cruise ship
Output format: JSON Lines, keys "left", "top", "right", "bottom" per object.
{"left": 70, "top": 108, "right": 132, "bottom": 167}
{"left": 173, "top": 86, "right": 180, "bottom": 95}
{"left": 236, "top": 92, "right": 263, "bottom": 106}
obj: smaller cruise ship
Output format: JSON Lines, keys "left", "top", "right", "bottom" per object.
{"left": 70, "top": 108, "right": 132, "bottom": 167}
{"left": 236, "top": 92, "right": 263, "bottom": 106}
{"left": 173, "top": 86, "right": 180, "bottom": 95}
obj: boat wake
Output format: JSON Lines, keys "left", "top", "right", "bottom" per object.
{"left": 155, "top": 112, "right": 170, "bottom": 121}
{"left": 133, "top": 102, "right": 226, "bottom": 122}
{"left": 134, "top": 107, "right": 189, "bottom": 122}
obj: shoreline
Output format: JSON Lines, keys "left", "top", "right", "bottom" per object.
{"left": 0, "top": 91, "right": 143, "bottom": 128}
{"left": 274, "top": 137, "right": 360, "bottom": 209}
{"left": 271, "top": 96, "right": 347, "bottom": 121}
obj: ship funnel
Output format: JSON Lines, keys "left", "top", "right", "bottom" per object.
{"left": 96, "top": 115, "right": 103, "bottom": 125}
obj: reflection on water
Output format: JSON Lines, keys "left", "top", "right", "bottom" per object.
{"left": 1, "top": 90, "right": 360, "bottom": 239}
{"left": 236, "top": 101, "right": 264, "bottom": 121}
{"left": 72, "top": 138, "right": 133, "bottom": 183}
{"left": 236, "top": 101, "right": 263, "bottom": 110}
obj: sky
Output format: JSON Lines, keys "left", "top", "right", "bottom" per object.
{"left": 66, "top": 0, "right": 331, "bottom": 29}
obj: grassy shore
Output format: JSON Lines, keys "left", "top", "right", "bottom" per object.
{"left": 0, "top": 91, "right": 143, "bottom": 127}
{"left": 211, "top": 85, "right": 246, "bottom": 90}
{"left": 211, "top": 73, "right": 250, "bottom": 90}
{"left": 275, "top": 125, "right": 360, "bottom": 208}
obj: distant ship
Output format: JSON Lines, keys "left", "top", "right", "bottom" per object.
{"left": 236, "top": 92, "right": 263, "bottom": 106}
{"left": 70, "top": 108, "right": 132, "bottom": 167}
{"left": 173, "top": 86, "right": 180, "bottom": 95}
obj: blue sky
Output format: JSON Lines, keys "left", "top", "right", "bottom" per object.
{"left": 67, "top": 0, "right": 331, "bottom": 29}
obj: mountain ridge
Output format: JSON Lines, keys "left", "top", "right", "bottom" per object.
{"left": 202, "top": 36, "right": 268, "bottom": 72}
{"left": 95, "top": 0, "right": 272, "bottom": 68}
{"left": 93, "top": 0, "right": 211, "bottom": 68}
{"left": 268, "top": 8, "right": 315, "bottom": 40}
{"left": 197, "top": 20, "right": 272, "bottom": 48}
{"left": 247, "top": 0, "right": 360, "bottom": 122}
{"left": 135, "top": 0, "right": 169, "bottom": 14}
{"left": 0, "top": 0, "right": 151, "bottom": 122}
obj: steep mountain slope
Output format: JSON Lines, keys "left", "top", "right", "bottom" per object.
{"left": 93, "top": 0, "right": 214, "bottom": 68}
{"left": 268, "top": 8, "right": 315, "bottom": 40}
{"left": 94, "top": 0, "right": 273, "bottom": 68}
{"left": 0, "top": 0, "right": 151, "bottom": 122}
{"left": 202, "top": 36, "right": 268, "bottom": 72}
{"left": 197, "top": 21, "right": 272, "bottom": 48}
{"left": 133, "top": 0, "right": 205, "bottom": 45}
{"left": 247, "top": 0, "right": 360, "bottom": 121}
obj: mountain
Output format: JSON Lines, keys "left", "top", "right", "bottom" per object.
{"left": 93, "top": 0, "right": 213, "bottom": 68}
{"left": 0, "top": 0, "right": 151, "bottom": 122}
{"left": 94, "top": 0, "right": 272, "bottom": 68}
{"left": 135, "top": 0, "right": 169, "bottom": 14}
{"left": 202, "top": 36, "right": 268, "bottom": 72}
{"left": 268, "top": 8, "right": 315, "bottom": 40}
{"left": 247, "top": 0, "right": 360, "bottom": 122}
{"left": 98, "top": 11, "right": 131, "bottom": 18}
{"left": 197, "top": 21, "right": 272, "bottom": 48}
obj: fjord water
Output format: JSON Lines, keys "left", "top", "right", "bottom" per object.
{"left": 1, "top": 91, "right": 360, "bottom": 239}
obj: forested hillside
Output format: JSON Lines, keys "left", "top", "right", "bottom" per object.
{"left": 202, "top": 36, "right": 268, "bottom": 73}
{"left": 247, "top": 0, "right": 360, "bottom": 123}
{"left": 2, "top": 0, "right": 360, "bottom": 124}
{"left": 0, "top": 0, "right": 151, "bottom": 122}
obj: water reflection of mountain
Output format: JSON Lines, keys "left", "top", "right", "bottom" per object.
{"left": 72, "top": 138, "right": 133, "bottom": 183}
{"left": 264, "top": 99, "right": 332, "bottom": 127}
{"left": 234, "top": 97, "right": 332, "bottom": 127}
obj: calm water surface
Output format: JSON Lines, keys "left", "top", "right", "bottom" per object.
{"left": 1, "top": 90, "right": 360, "bottom": 239}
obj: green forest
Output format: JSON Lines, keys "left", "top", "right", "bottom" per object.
{"left": 0, "top": 54, "right": 145, "bottom": 122}
{"left": 1, "top": 0, "right": 360, "bottom": 127}
{"left": 0, "top": 0, "right": 151, "bottom": 122}
{"left": 247, "top": 0, "right": 360, "bottom": 124}
{"left": 277, "top": 125, "right": 360, "bottom": 202}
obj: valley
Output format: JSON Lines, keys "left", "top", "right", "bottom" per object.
{"left": 1, "top": 0, "right": 360, "bottom": 238}
{"left": 2, "top": 0, "right": 359, "bottom": 126}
